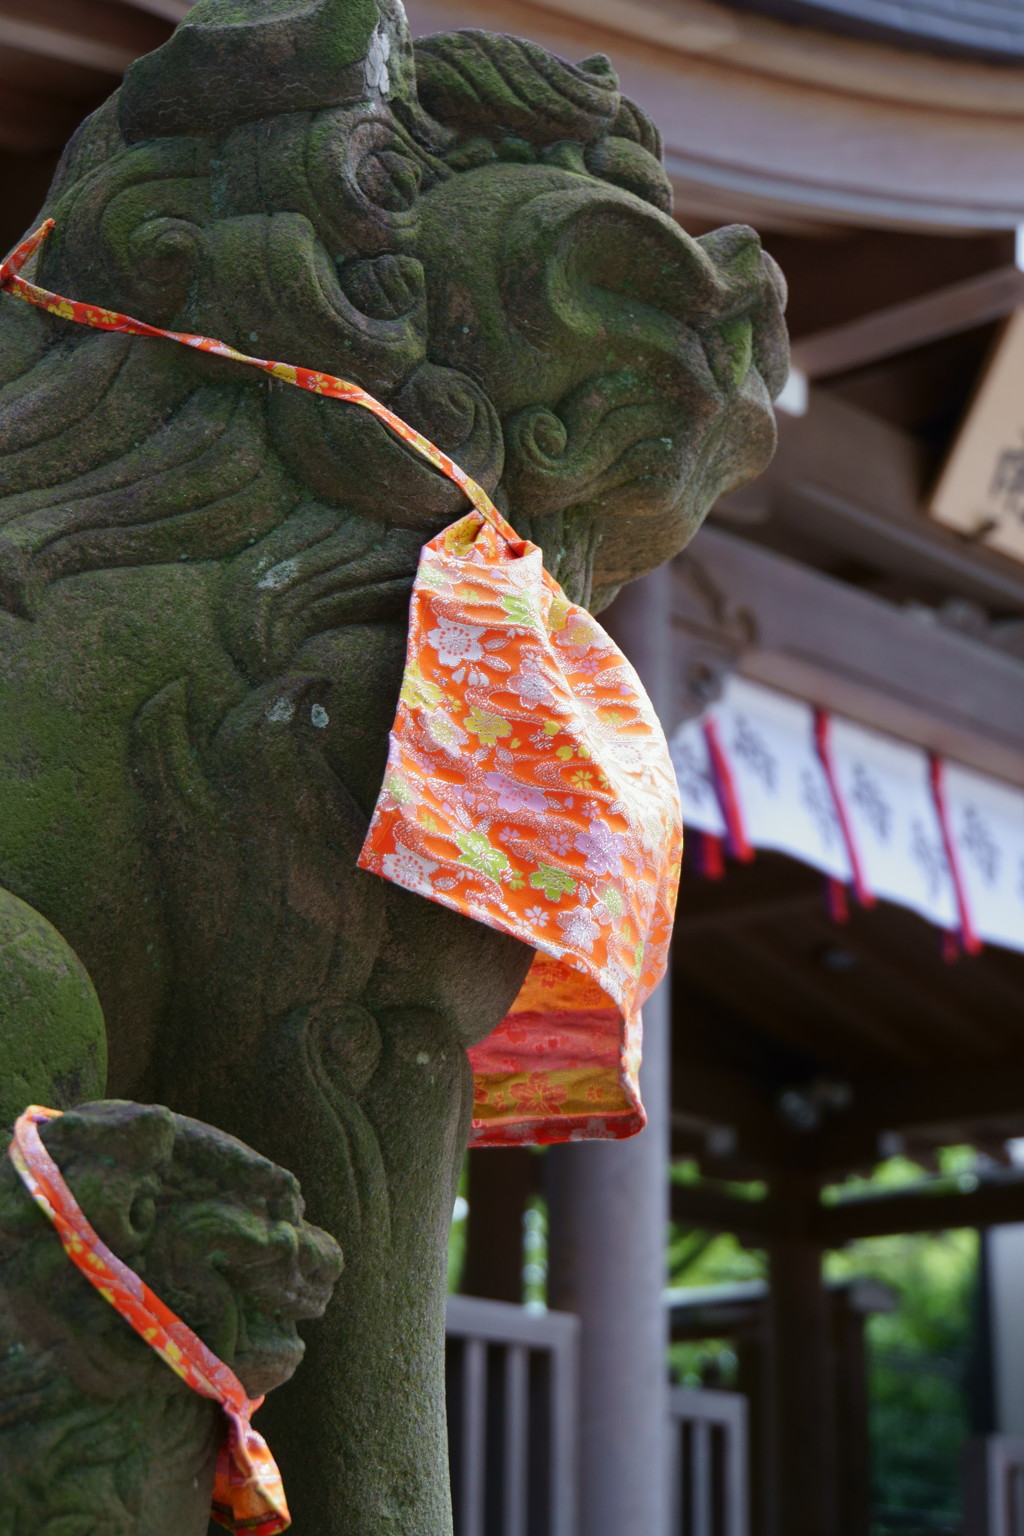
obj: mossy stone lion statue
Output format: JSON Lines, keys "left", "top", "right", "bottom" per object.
{"left": 0, "top": 1099, "right": 342, "bottom": 1536}
{"left": 0, "top": 0, "right": 788, "bottom": 1529}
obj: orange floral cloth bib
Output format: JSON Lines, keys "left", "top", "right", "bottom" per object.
{"left": 1, "top": 222, "right": 683, "bottom": 1146}
{"left": 357, "top": 507, "right": 681, "bottom": 1143}
{"left": 9, "top": 1106, "right": 290, "bottom": 1534}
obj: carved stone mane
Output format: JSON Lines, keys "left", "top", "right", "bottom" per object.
{"left": 0, "top": 1100, "right": 342, "bottom": 1536}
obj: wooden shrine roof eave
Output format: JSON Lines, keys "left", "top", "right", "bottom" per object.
{"left": 0, "top": 2, "right": 172, "bottom": 76}
{"left": 734, "top": 0, "right": 1024, "bottom": 69}
{"left": 792, "top": 264, "right": 1024, "bottom": 379}
{"left": 5, "top": 1, "right": 1024, "bottom": 233}
{"left": 663, "top": 160, "right": 1024, "bottom": 239}
{"left": 479, "top": 0, "right": 1024, "bottom": 119}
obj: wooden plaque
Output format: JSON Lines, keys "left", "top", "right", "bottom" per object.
{"left": 930, "top": 308, "right": 1024, "bottom": 566}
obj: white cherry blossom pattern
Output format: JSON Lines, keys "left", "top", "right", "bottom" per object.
{"left": 381, "top": 847, "right": 439, "bottom": 896}
{"left": 427, "top": 614, "right": 488, "bottom": 676}
{"left": 505, "top": 659, "right": 558, "bottom": 710}
{"left": 556, "top": 904, "right": 601, "bottom": 954}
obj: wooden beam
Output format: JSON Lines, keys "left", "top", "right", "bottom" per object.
{"left": 791, "top": 265, "right": 1024, "bottom": 380}
{"left": 671, "top": 1168, "right": 1024, "bottom": 1245}
{"left": 669, "top": 1040, "right": 802, "bottom": 1173}
{"left": 726, "top": 923, "right": 928, "bottom": 1068}
{"left": 0, "top": 18, "right": 135, "bottom": 73}
{"left": 675, "top": 890, "right": 821, "bottom": 935}
{"left": 817, "top": 1175, "right": 1024, "bottom": 1244}
{"left": 767, "top": 1171, "right": 836, "bottom": 1536}
{"left": 811, "top": 1060, "right": 1024, "bottom": 1171}
{"left": 670, "top": 1036, "right": 1024, "bottom": 1181}
{"left": 676, "top": 524, "right": 1024, "bottom": 786}
{"left": 676, "top": 852, "right": 823, "bottom": 932}
{"left": 462, "top": 1147, "right": 540, "bottom": 1303}
{"left": 0, "top": 89, "right": 87, "bottom": 153}
{"left": 807, "top": 918, "right": 1010, "bottom": 1061}
{"left": 0, "top": 0, "right": 171, "bottom": 76}
{"left": 676, "top": 928, "right": 881, "bottom": 1076}
{"left": 671, "top": 1180, "right": 778, "bottom": 1242}
{"left": 757, "top": 387, "right": 1024, "bottom": 619}
{"left": 128, "top": 0, "right": 192, "bottom": 18}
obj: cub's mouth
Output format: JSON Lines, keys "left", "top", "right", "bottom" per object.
{"left": 147, "top": 1195, "right": 343, "bottom": 1398}
{"left": 229, "top": 1223, "right": 344, "bottom": 1397}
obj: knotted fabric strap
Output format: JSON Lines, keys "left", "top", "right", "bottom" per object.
{"left": 8, "top": 1106, "right": 289, "bottom": 1534}
{"left": 1, "top": 222, "right": 683, "bottom": 1147}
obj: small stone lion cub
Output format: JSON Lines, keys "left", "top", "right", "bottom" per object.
{"left": 0, "top": 1100, "right": 342, "bottom": 1536}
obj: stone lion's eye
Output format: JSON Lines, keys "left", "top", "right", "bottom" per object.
{"left": 129, "top": 1193, "right": 156, "bottom": 1237}
{"left": 356, "top": 150, "right": 421, "bottom": 213}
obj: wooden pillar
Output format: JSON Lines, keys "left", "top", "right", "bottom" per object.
{"left": 545, "top": 565, "right": 674, "bottom": 1536}
{"left": 461, "top": 1147, "right": 538, "bottom": 1303}
{"left": 831, "top": 1288, "right": 872, "bottom": 1536}
{"left": 766, "top": 1172, "right": 838, "bottom": 1536}
{"left": 738, "top": 1329, "right": 771, "bottom": 1536}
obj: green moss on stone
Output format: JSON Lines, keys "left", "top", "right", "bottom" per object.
{"left": 0, "top": 887, "right": 107, "bottom": 1128}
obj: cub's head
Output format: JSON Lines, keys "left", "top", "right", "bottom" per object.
{"left": 1, "top": 1101, "right": 343, "bottom": 1397}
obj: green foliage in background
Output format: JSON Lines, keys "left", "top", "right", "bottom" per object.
{"left": 449, "top": 1146, "right": 980, "bottom": 1534}
{"left": 826, "top": 1149, "right": 979, "bottom": 1535}
{"left": 668, "top": 1150, "right": 980, "bottom": 1534}
{"left": 448, "top": 1160, "right": 469, "bottom": 1293}
{"left": 667, "top": 1158, "right": 767, "bottom": 1387}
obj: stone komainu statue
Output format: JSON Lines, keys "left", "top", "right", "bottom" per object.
{"left": 0, "top": 1, "right": 788, "bottom": 1530}
{"left": 0, "top": 1100, "right": 342, "bottom": 1536}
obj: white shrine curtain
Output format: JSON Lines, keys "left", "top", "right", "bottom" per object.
{"left": 670, "top": 676, "right": 1024, "bottom": 955}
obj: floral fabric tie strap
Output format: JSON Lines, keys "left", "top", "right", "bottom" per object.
{"left": 1, "top": 223, "right": 683, "bottom": 1146}
{"left": 0, "top": 222, "right": 503, "bottom": 532}
{"left": 9, "top": 1106, "right": 289, "bottom": 1534}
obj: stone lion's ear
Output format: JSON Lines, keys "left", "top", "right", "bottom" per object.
{"left": 501, "top": 186, "right": 720, "bottom": 349}
{"left": 44, "top": 1101, "right": 176, "bottom": 1173}
{"left": 40, "top": 1102, "right": 177, "bottom": 1257}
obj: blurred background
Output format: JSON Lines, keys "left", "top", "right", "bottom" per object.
{"left": 7, "top": 3, "right": 1024, "bottom": 1534}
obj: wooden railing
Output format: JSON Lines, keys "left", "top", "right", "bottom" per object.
{"left": 965, "top": 1436, "right": 1024, "bottom": 1536}
{"left": 446, "top": 1296, "right": 580, "bottom": 1536}
{"left": 446, "top": 1298, "right": 750, "bottom": 1536}
{"left": 669, "top": 1385, "right": 750, "bottom": 1536}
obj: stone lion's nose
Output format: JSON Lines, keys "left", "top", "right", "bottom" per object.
{"left": 695, "top": 226, "right": 790, "bottom": 399}
{"left": 297, "top": 1222, "right": 345, "bottom": 1304}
